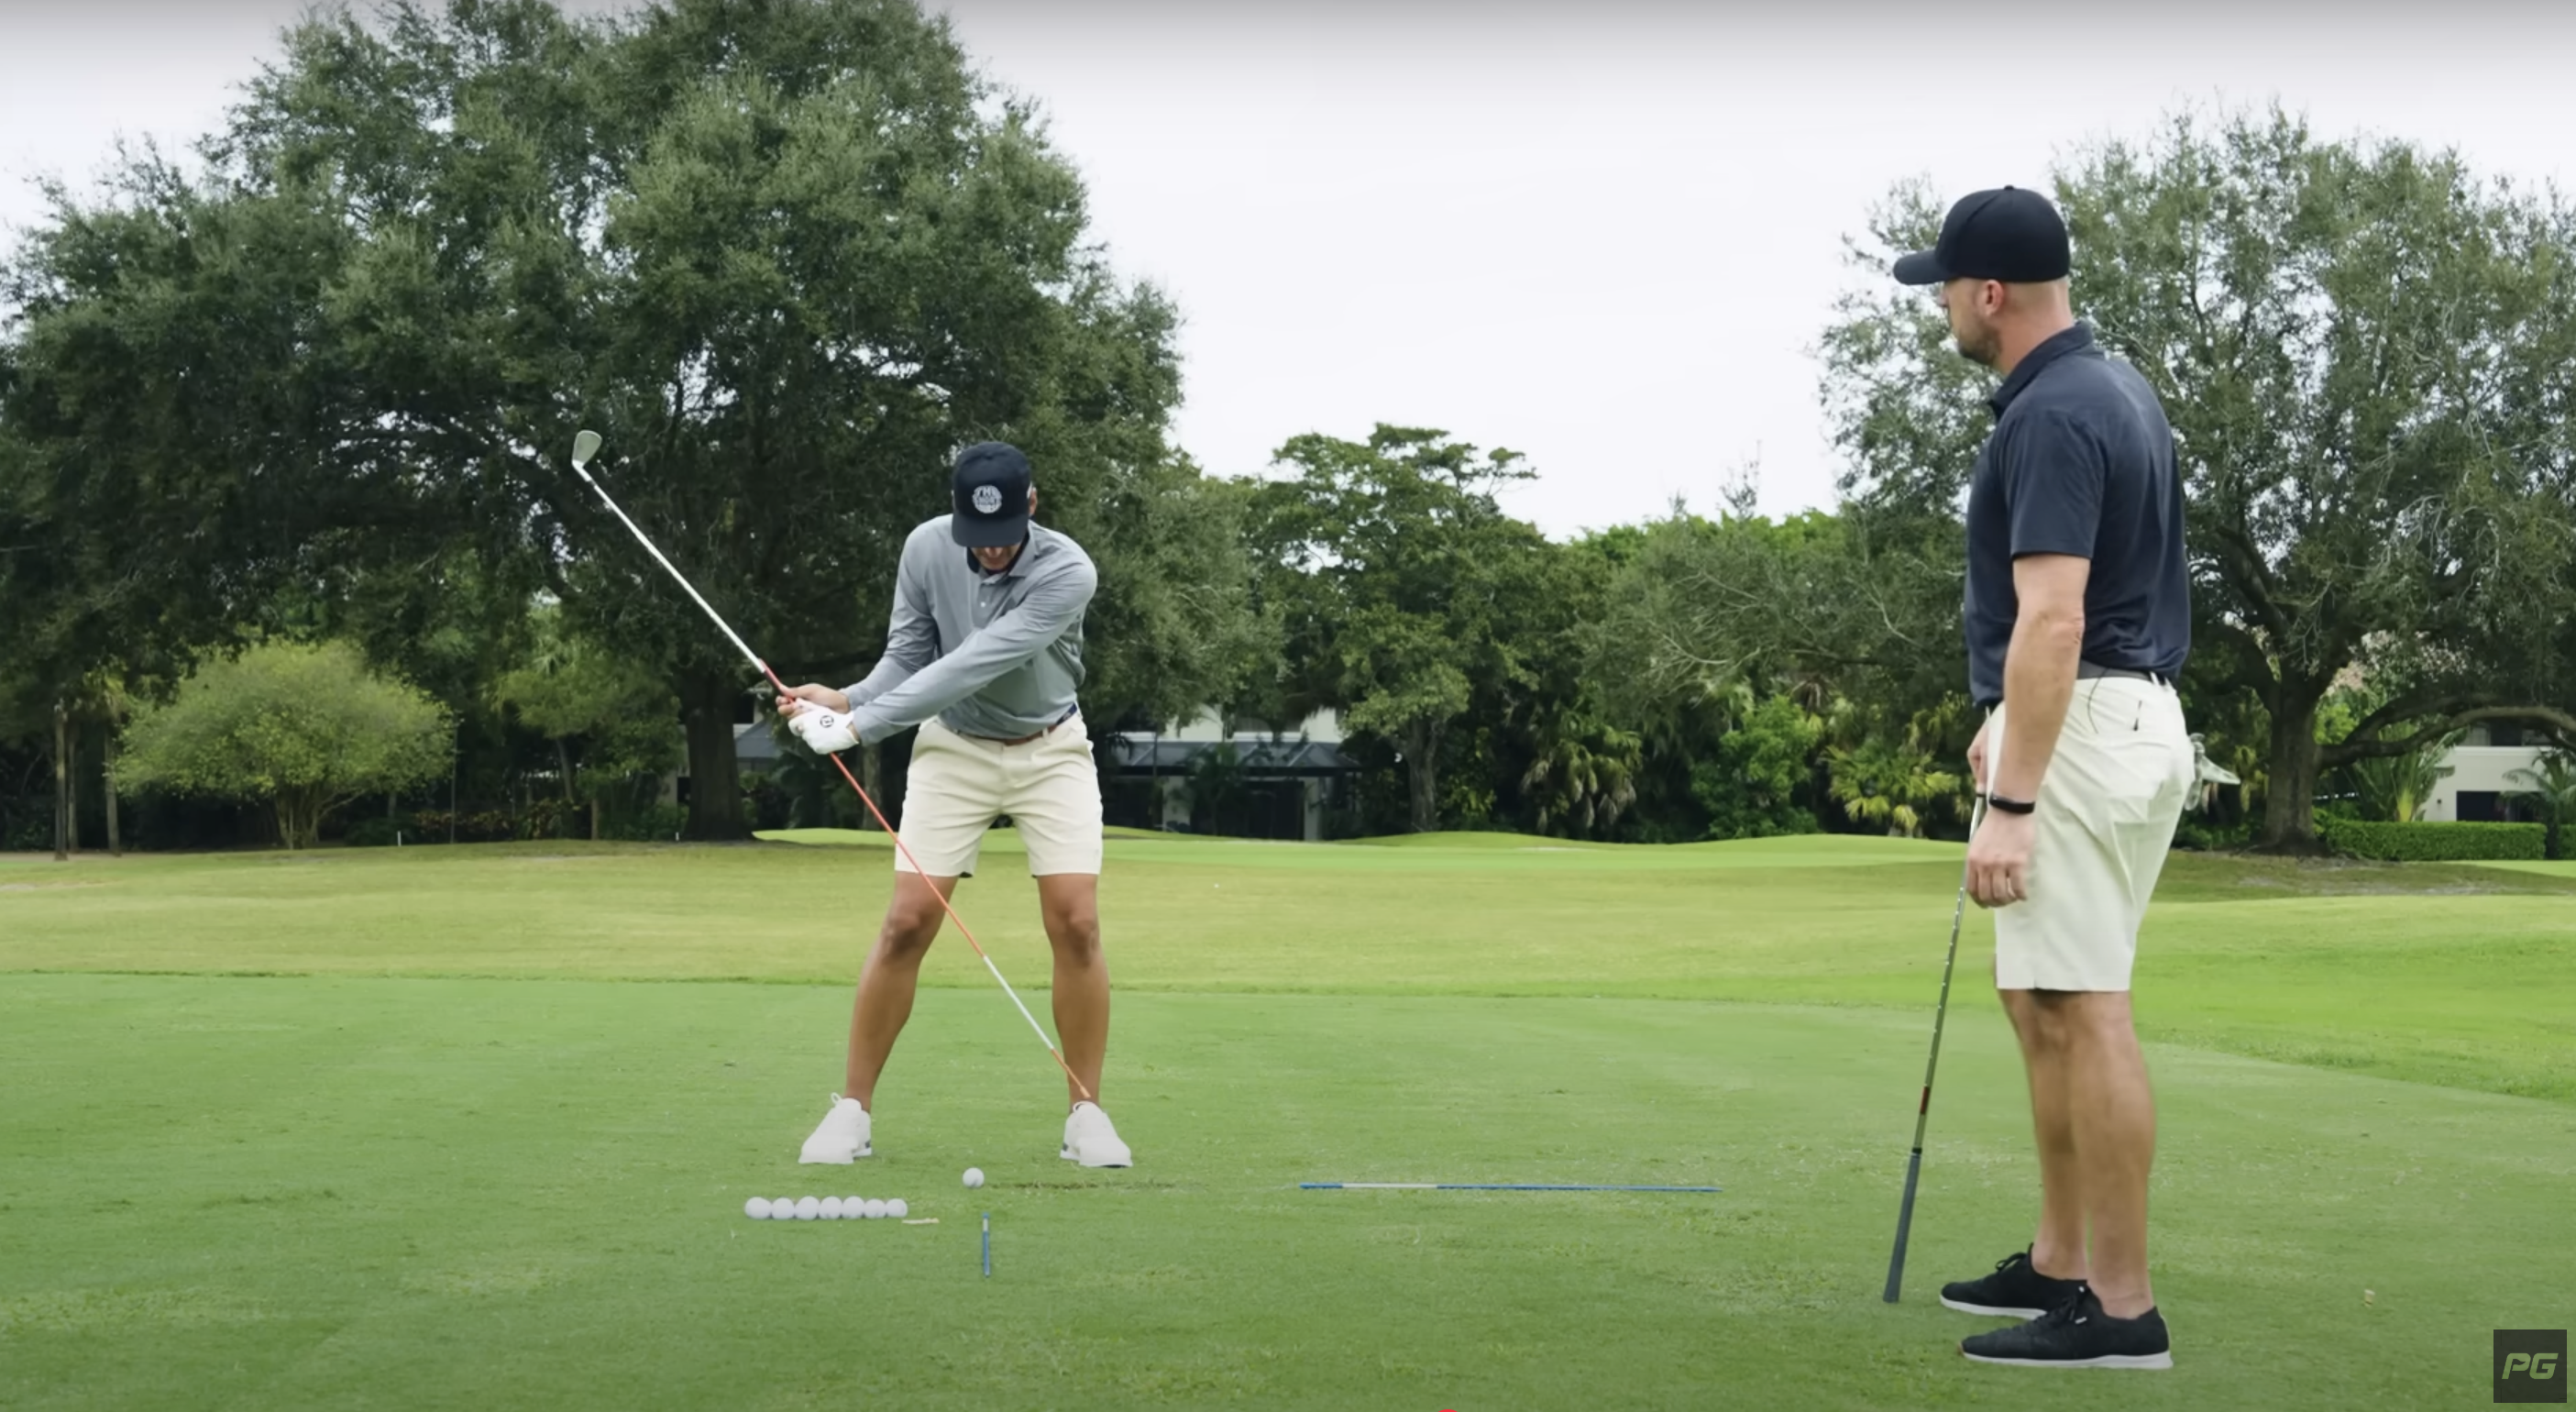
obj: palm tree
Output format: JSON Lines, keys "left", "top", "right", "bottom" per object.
{"left": 1522, "top": 717, "right": 1642, "bottom": 840}
{"left": 2343, "top": 732, "right": 2460, "bottom": 822}
{"left": 2504, "top": 751, "right": 2576, "bottom": 860}
{"left": 1826, "top": 735, "right": 1964, "bottom": 839}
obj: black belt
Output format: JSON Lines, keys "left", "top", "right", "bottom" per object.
{"left": 2079, "top": 662, "right": 2173, "bottom": 688}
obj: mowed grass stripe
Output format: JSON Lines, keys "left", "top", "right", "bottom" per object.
{"left": 6, "top": 837, "right": 2576, "bottom": 1099}
{"left": 3, "top": 976, "right": 2571, "bottom": 1410}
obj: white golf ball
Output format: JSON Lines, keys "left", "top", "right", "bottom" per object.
{"left": 744, "top": 1197, "right": 771, "bottom": 1219}
{"left": 794, "top": 1196, "right": 820, "bottom": 1220}
{"left": 886, "top": 1198, "right": 908, "bottom": 1219}
{"left": 846, "top": 1196, "right": 864, "bottom": 1213}
{"left": 963, "top": 1167, "right": 985, "bottom": 1189}
{"left": 864, "top": 1198, "right": 888, "bottom": 1219}
{"left": 819, "top": 1197, "right": 843, "bottom": 1219}
{"left": 772, "top": 1197, "right": 795, "bottom": 1219}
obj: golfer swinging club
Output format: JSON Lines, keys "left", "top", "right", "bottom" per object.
{"left": 776, "top": 441, "right": 1132, "bottom": 1169}
{"left": 1893, "top": 187, "right": 2193, "bottom": 1368}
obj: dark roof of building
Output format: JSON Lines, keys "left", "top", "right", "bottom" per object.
{"left": 1106, "top": 735, "right": 1351, "bottom": 776}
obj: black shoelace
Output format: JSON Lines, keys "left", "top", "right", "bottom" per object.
{"left": 2037, "top": 1285, "right": 2096, "bottom": 1328}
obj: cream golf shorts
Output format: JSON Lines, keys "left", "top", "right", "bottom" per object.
{"left": 894, "top": 713, "right": 1104, "bottom": 878}
{"left": 1987, "top": 676, "right": 2195, "bottom": 992}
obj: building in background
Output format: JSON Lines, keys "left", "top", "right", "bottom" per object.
{"left": 1104, "top": 710, "right": 1355, "bottom": 842}
{"left": 2420, "top": 723, "right": 2553, "bottom": 822}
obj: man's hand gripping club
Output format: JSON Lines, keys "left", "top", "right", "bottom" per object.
{"left": 777, "top": 683, "right": 859, "bottom": 755}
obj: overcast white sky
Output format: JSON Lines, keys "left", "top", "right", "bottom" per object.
{"left": 6, "top": 1, "right": 2575, "bottom": 535}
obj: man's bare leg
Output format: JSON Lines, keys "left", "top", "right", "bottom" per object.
{"left": 2042, "top": 989, "right": 2158, "bottom": 1317}
{"left": 1036, "top": 873, "right": 1108, "bottom": 1109}
{"left": 842, "top": 873, "right": 957, "bottom": 1108}
{"left": 2002, "top": 987, "right": 2088, "bottom": 1282}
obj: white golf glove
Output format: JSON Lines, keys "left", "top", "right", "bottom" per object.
{"left": 787, "top": 705, "right": 861, "bottom": 755}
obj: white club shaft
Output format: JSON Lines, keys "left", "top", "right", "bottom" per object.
{"left": 980, "top": 952, "right": 1066, "bottom": 1053}
{"left": 571, "top": 463, "right": 768, "bottom": 679}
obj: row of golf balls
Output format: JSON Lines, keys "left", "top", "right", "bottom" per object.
{"left": 747, "top": 1196, "right": 908, "bottom": 1220}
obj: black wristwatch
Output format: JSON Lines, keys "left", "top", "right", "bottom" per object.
{"left": 1985, "top": 794, "right": 2036, "bottom": 815}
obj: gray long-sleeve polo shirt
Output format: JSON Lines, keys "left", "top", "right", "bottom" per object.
{"left": 839, "top": 516, "right": 1095, "bottom": 746}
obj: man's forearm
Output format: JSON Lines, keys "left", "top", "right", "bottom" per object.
{"left": 851, "top": 628, "right": 1041, "bottom": 744}
{"left": 1993, "top": 612, "right": 2082, "bottom": 800}
{"left": 841, "top": 655, "right": 919, "bottom": 712}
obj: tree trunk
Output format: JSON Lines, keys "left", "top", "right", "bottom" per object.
{"left": 105, "top": 728, "right": 122, "bottom": 857}
{"left": 859, "top": 741, "right": 886, "bottom": 830}
{"left": 681, "top": 672, "right": 748, "bottom": 840}
{"left": 2258, "top": 689, "right": 2327, "bottom": 855}
{"left": 590, "top": 796, "right": 602, "bottom": 842}
{"left": 65, "top": 716, "right": 80, "bottom": 855}
{"left": 556, "top": 738, "right": 578, "bottom": 803}
{"left": 52, "top": 699, "right": 69, "bottom": 862}
{"left": 1405, "top": 719, "right": 1441, "bottom": 833}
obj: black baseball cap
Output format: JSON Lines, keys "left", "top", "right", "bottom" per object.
{"left": 950, "top": 441, "right": 1032, "bottom": 547}
{"left": 1891, "top": 186, "right": 2070, "bottom": 286}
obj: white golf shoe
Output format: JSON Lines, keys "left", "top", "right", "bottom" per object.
{"left": 1060, "top": 1101, "right": 1132, "bottom": 1168}
{"left": 798, "top": 1095, "right": 871, "bottom": 1164}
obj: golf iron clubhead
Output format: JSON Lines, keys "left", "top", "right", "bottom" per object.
{"left": 1882, "top": 793, "right": 1987, "bottom": 1303}
{"left": 572, "top": 428, "right": 603, "bottom": 473}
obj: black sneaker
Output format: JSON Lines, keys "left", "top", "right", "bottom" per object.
{"left": 1940, "top": 1248, "right": 2081, "bottom": 1318}
{"left": 1959, "top": 1285, "right": 2173, "bottom": 1369}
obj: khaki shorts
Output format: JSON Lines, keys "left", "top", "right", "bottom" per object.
{"left": 894, "top": 714, "right": 1103, "bottom": 878}
{"left": 1988, "top": 677, "right": 2194, "bottom": 992}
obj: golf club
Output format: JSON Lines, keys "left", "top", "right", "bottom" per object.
{"left": 563, "top": 428, "right": 1092, "bottom": 1100}
{"left": 1881, "top": 789, "right": 1988, "bottom": 1303}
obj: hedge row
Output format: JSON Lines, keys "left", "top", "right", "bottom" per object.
{"left": 2317, "top": 817, "right": 2547, "bottom": 862}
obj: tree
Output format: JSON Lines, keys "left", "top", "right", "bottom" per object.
{"left": 1823, "top": 106, "right": 2576, "bottom": 850}
{"left": 8, "top": 0, "right": 1193, "bottom": 842}
{"left": 1690, "top": 690, "right": 1824, "bottom": 841}
{"left": 1520, "top": 712, "right": 1641, "bottom": 840}
{"left": 1825, "top": 710, "right": 1968, "bottom": 839}
{"left": 1246, "top": 425, "right": 1551, "bottom": 833}
{"left": 113, "top": 641, "right": 453, "bottom": 849}
{"left": 1050, "top": 456, "right": 1271, "bottom": 785}
{"left": 491, "top": 606, "right": 683, "bottom": 839}
{"left": 2339, "top": 732, "right": 2459, "bottom": 822}
{"left": 2504, "top": 752, "right": 2576, "bottom": 860}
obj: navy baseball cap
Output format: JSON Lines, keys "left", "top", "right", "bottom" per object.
{"left": 951, "top": 441, "right": 1032, "bottom": 547}
{"left": 1891, "top": 186, "right": 2071, "bottom": 286}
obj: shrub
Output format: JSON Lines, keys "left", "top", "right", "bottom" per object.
{"left": 347, "top": 816, "right": 405, "bottom": 848}
{"left": 2317, "top": 818, "right": 2546, "bottom": 862}
{"left": 2172, "top": 815, "right": 2255, "bottom": 852}
{"left": 407, "top": 810, "right": 518, "bottom": 844}
{"left": 604, "top": 803, "right": 688, "bottom": 842}
{"left": 114, "top": 641, "right": 452, "bottom": 850}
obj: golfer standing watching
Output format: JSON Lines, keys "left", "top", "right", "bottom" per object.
{"left": 1892, "top": 187, "right": 2194, "bottom": 1368}
{"left": 776, "top": 441, "right": 1132, "bottom": 1169}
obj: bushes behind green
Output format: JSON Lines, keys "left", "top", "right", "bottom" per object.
{"left": 2318, "top": 817, "right": 2546, "bottom": 861}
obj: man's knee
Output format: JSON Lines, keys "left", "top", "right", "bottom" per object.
{"left": 1049, "top": 914, "right": 1102, "bottom": 964}
{"left": 1041, "top": 896, "right": 1102, "bottom": 964}
{"left": 878, "top": 885, "right": 950, "bottom": 958}
{"left": 2029, "top": 988, "right": 2133, "bottom": 1051}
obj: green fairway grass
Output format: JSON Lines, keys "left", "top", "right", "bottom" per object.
{"left": 5, "top": 833, "right": 2573, "bottom": 1408}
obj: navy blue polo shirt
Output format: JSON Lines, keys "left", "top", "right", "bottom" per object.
{"left": 1964, "top": 324, "right": 2189, "bottom": 708}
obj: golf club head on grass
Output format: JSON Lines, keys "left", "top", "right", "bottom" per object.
{"left": 572, "top": 429, "right": 603, "bottom": 472}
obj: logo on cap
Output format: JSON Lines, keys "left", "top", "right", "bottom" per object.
{"left": 972, "top": 485, "right": 1003, "bottom": 514}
